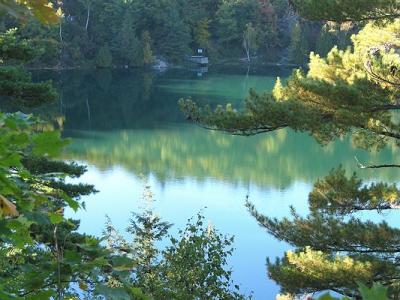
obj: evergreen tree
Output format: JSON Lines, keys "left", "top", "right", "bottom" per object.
{"left": 180, "top": 1, "right": 400, "bottom": 298}
{"left": 0, "top": 4, "right": 249, "bottom": 299}
{"left": 316, "top": 24, "right": 337, "bottom": 57}
{"left": 2, "top": 0, "right": 332, "bottom": 66}
{"left": 141, "top": 30, "right": 154, "bottom": 65}
{"left": 105, "top": 205, "right": 248, "bottom": 299}
{"left": 272, "top": 76, "right": 285, "bottom": 101}
{"left": 290, "top": 0, "right": 400, "bottom": 22}
{"left": 0, "top": 29, "right": 57, "bottom": 107}
{"left": 180, "top": 20, "right": 400, "bottom": 147}
{"left": 116, "top": 8, "right": 143, "bottom": 67}
{"left": 156, "top": 8, "right": 191, "bottom": 63}
{"left": 194, "top": 18, "right": 211, "bottom": 49}
{"left": 96, "top": 44, "right": 112, "bottom": 67}
{"left": 289, "top": 22, "right": 309, "bottom": 65}
{"left": 215, "top": 1, "right": 239, "bottom": 46}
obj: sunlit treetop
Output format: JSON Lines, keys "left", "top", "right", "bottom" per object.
{"left": 0, "top": 0, "right": 61, "bottom": 24}
{"left": 180, "top": 20, "right": 400, "bottom": 151}
{"left": 289, "top": 0, "right": 400, "bottom": 22}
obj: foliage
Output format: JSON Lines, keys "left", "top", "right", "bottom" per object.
{"left": 141, "top": 30, "right": 154, "bottom": 65}
{"left": 272, "top": 77, "right": 284, "bottom": 101}
{"left": 154, "top": 8, "right": 191, "bottom": 63}
{"left": 194, "top": 18, "right": 211, "bottom": 49}
{"left": 105, "top": 193, "right": 248, "bottom": 300}
{"left": 358, "top": 283, "right": 389, "bottom": 300}
{"left": 308, "top": 167, "right": 400, "bottom": 214}
{"left": 242, "top": 167, "right": 400, "bottom": 297}
{"left": 95, "top": 44, "right": 112, "bottom": 68}
{"left": 289, "top": 22, "right": 309, "bottom": 65}
{"left": 0, "top": 0, "right": 61, "bottom": 24}
{"left": 1, "top": 0, "right": 331, "bottom": 66}
{"left": 181, "top": 0, "right": 400, "bottom": 299}
{"left": 0, "top": 29, "right": 57, "bottom": 107}
{"left": 316, "top": 283, "right": 389, "bottom": 300}
{"left": 289, "top": 0, "right": 400, "bottom": 22}
{"left": 242, "top": 22, "right": 258, "bottom": 61}
{"left": 0, "top": 12, "right": 143, "bottom": 299}
{"left": 315, "top": 24, "right": 337, "bottom": 57}
{"left": 0, "top": 110, "right": 120, "bottom": 299}
{"left": 157, "top": 214, "right": 246, "bottom": 300}
{"left": 180, "top": 20, "right": 400, "bottom": 149}
{"left": 115, "top": 8, "right": 143, "bottom": 67}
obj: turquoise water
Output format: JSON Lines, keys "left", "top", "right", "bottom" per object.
{"left": 35, "top": 66, "right": 400, "bottom": 299}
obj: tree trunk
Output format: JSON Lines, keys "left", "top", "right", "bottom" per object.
{"left": 243, "top": 34, "right": 250, "bottom": 62}
{"left": 85, "top": 3, "right": 91, "bottom": 31}
{"left": 59, "top": 18, "right": 63, "bottom": 43}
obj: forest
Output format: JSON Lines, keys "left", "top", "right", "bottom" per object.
{"left": 1, "top": 0, "right": 400, "bottom": 300}
{"left": 1, "top": 0, "right": 354, "bottom": 68}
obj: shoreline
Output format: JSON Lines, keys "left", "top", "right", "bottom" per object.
{"left": 25, "top": 57, "right": 299, "bottom": 72}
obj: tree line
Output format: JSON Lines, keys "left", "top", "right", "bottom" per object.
{"left": 1, "top": 0, "right": 354, "bottom": 68}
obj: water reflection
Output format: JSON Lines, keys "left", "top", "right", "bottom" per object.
{"left": 30, "top": 67, "right": 400, "bottom": 299}
{"left": 32, "top": 66, "right": 288, "bottom": 129}
{"left": 65, "top": 127, "right": 400, "bottom": 189}
{"left": 31, "top": 67, "right": 400, "bottom": 188}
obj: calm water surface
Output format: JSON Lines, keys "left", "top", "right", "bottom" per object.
{"left": 35, "top": 66, "right": 400, "bottom": 299}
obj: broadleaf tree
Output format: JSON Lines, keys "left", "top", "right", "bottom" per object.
{"left": 0, "top": 5, "right": 143, "bottom": 299}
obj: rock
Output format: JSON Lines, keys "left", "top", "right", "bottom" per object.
{"left": 152, "top": 57, "right": 169, "bottom": 70}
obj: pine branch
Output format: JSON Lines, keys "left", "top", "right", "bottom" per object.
{"left": 355, "top": 156, "right": 400, "bottom": 169}
{"left": 196, "top": 122, "right": 288, "bottom": 136}
{"left": 323, "top": 13, "right": 400, "bottom": 23}
{"left": 364, "top": 61, "right": 400, "bottom": 89}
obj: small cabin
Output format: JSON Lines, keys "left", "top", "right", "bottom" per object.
{"left": 189, "top": 48, "right": 209, "bottom": 65}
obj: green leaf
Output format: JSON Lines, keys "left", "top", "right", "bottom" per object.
{"left": 317, "top": 293, "right": 342, "bottom": 300}
{"left": 26, "top": 290, "right": 54, "bottom": 300}
{"left": 61, "top": 193, "right": 79, "bottom": 211}
{"left": 49, "top": 212, "right": 63, "bottom": 224}
{"left": 1, "top": 152, "right": 22, "bottom": 168}
{"left": 111, "top": 255, "right": 135, "bottom": 271}
{"left": 358, "top": 283, "right": 389, "bottom": 300}
{"left": 128, "top": 287, "right": 151, "bottom": 300}
{"left": 32, "top": 131, "right": 68, "bottom": 157}
{"left": 94, "top": 285, "right": 132, "bottom": 300}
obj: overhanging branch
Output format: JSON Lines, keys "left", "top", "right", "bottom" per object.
{"left": 355, "top": 156, "right": 400, "bottom": 169}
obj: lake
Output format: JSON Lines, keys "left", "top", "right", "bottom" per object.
{"left": 34, "top": 66, "right": 400, "bottom": 299}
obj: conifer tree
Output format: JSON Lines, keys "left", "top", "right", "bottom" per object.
{"left": 194, "top": 18, "right": 211, "bottom": 49}
{"left": 180, "top": 1, "right": 400, "bottom": 298}
{"left": 288, "top": 22, "right": 309, "bottom": 65}
{"left": 0, "top": 29, "right": 57, "bottom": 108}
{"left": 96, "top": 44, "right": 112, "bottom": 67}
{"left": 316, "top": 24, "right": 337, "bottom": 57}
{"left": 141, "top": 30, "right": 154, "bottom": 65}
{"left": 117, "top": 8, "right": 142, "bottom": 67}
{"left": 272, "top": 77, "right": 285, "bottom": 101}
